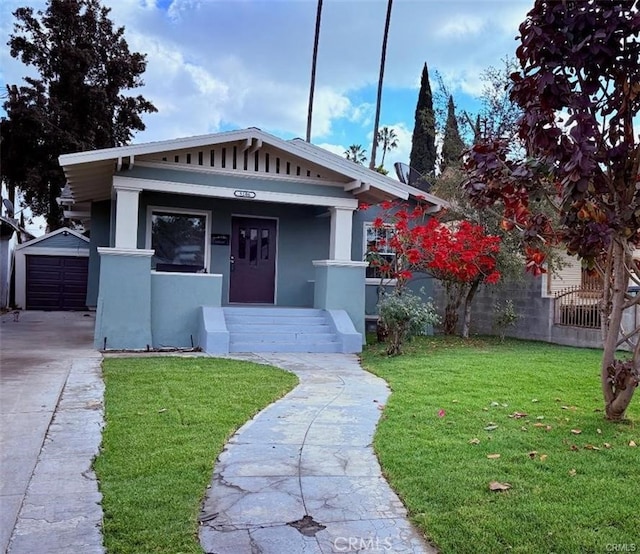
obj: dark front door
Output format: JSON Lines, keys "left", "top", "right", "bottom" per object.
{"left": 229, "top": 217, "right": 277, "bottom": 303}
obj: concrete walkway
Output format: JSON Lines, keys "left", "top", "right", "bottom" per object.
{"left": 1, "top": 315, "right": 434, "bottom": 553}
{"left": 199, "top": 353, "right": 436, "bottom": 554}
{"left": 0, "top": 311, "right": 104, "bottom": 554}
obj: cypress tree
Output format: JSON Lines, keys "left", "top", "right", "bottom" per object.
{"left": 440, "top": 95, "right": 466, "bottom": 172}
{"left": 409, "top": 63, "right": 436, "bottom": 189}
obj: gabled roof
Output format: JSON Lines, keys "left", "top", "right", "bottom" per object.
{"left": 15, "top": 226, "right": 88, "bottom": 250}
{"left": 58, "top": 127, "right": 447, "bottom": 208}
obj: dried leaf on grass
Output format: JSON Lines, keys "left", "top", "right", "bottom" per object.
{"left": 469, "top": 438, "right": 480, "bottom": 445}
{"left": 509, "top": 412, "right": 528, "bottom": 419}
{"left": 484, "top": 424, "right": 499, "bottom": 431}
{"left": 571, "top": 429, "right": 582, "bottom": 435}
{"left": 629, "top": 440, "right": 637, "bottom": 447}
{"left": 568, "top": 468, "right": 577, "bottom": 477}
{"left": 487, "top": 453, "right": 501, "bottom": 459}
{"left": 489, "top": 481, "right": 511, "bottom": 491}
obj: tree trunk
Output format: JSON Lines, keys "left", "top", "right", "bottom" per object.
{"left": 601, "top": 239, "right": 638, "bottom": 420}
{"left": 443, "top": 282, "right": 464, "bottom": 335}
{"left": 461, "top": 278, "right": 480, "bottom": 339}
{"left": 369, "top": 0, "right": 393, "bottom": 170}
{"left": 306, "top": 0, "right": 323, "bottom": 142}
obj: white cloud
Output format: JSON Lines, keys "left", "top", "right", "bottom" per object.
{"left": 316, "top": 142, "right": 347, "bottom": 158}
{"left": 1, "top": 0, "right": 535, "bottom": 158}
{"left": 436, "top": 15, "right": 485, "bottom": 38}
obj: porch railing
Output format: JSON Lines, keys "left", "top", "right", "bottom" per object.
{"left": 553, "top": 284, "right": 603, "bottom": 329}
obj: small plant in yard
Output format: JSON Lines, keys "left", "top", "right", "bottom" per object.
{"left": 493, "top": 299, "right": 519, "bottom": 341}
{"left": 378, "top": 290, "right": 440, "bottom": 355}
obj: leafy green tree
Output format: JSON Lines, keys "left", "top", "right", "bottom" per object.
{"left": 462, "top": 57, "right": 522, "bottom": 144}
{"left": 464, "top": 0, "right": 640, "bottom": 420}
{"left": 440, "top": 96, "right": 465, "bottom": 172}
{"left": 1, "top": 0, "right": 157, "bottom": 230}
{"left": 409, "top": 62, "right": 437, "bottom": 188}
{"left": 376, "top": 126, "right": 398, "bottom": 169}
{"left": 344, "top": 144, "right": 367, "bottom": 165}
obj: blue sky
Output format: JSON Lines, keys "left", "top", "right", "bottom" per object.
{"left": 1, "top": 0, "right": 534, "bottom": 179}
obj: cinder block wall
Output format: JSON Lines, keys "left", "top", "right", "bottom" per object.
{"left": 432, "top": 275, "right": 605, "bottom": 349}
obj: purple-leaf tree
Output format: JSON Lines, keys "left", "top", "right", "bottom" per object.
{"left": 464, "top": 0, "right": 640, "bottom": 420}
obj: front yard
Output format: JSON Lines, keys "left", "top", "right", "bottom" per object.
{"left": 361, "top": 337, "right": 640, "bottom": 554}
{"left": 94, "top": 356, "right": 297, "bottom": 554}
{"left": 94, "top": 340, "right": 639, "bottom": 553}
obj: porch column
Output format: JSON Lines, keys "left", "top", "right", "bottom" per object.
{"left": 329, "top": 207, "right": 355, "bottom": 260}
{"left": 113, "top": 183, "right": 142, "bottom": 249}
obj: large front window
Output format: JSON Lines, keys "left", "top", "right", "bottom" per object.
{"left": 147, "top": 208, "right": 210, "bottom": 272}
{"left": 364, "top": 222, "right": 396, "bottom": 281}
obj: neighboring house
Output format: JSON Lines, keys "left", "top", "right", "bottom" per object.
{"left": 14, "top": 227, "right": 90, "bottom": 311}
{"left": 57, "top": 128, "right": 446, "bottom": 353}
{"left": 0, "top": 214, "right": 34, "bottom": 309}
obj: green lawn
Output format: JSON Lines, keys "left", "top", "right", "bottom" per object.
{"left": 93, "top": 356, "right": 297, "bottom": 554}
{"left": 361, "top": 337, "right": 640, "bottom": 554}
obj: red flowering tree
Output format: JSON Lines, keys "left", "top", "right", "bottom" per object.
{"left": 365, "top": 199, "right": 501, "bottom": 337}
{"left": 463, "top": 0, "right": 639, "bottom": 420}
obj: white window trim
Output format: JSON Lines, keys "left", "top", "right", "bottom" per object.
{"left": 362, "top": 221, "right": 397, "bottom": 286}
{"left": 145, "top": 206, "right": 212, "bottom": 272}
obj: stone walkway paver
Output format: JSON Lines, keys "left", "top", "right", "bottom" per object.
{"left": 199, "top": 353, "right": 436, "bottom": 554}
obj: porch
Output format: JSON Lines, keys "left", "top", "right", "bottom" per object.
{"left": 94, "top": 257, "right": 365, "bottom": 354}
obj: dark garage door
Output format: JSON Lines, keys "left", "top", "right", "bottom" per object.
{"left": 26, "top": 255, "right": 88, "bottom": 310}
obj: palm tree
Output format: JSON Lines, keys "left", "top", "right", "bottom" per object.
{"left": 306, "top": 0, "right": 323, "bottom": 142}
{"left": 369, "top": 0, "right": 394, "bottom": 170}
{"left": 376, "top": 126, "right": 398, "bottom": 168}
{"left": 344, "top": 144, "right": 367, "bottom": 165}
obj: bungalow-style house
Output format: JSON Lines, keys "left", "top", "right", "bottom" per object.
{"left": 58, "top": 128, "right": 445, "bottom": 354}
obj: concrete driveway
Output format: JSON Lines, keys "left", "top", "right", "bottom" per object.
{"left": 0, "top": 311, "right": 104, "bottom": 553}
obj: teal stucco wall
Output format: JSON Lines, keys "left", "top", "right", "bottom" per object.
{"left": 94, "top": 250, "right": 153, "bottom": 350}
{"left": 150, "top": 272, "right": 222, "bottom": 348}
{"left": 138, "top": 191, "right": 329, "bottom": 307}
{"left": 87, "top": 200, "right": 111, "bottom": 307}
{"left": 313, "top": 261, "right": 366, "bottom": 341}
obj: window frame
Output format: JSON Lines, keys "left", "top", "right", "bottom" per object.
{"left": 363, "top": 221, "right": 397, "bottom": 285}
{"left": 145, "top": 206, "right": 212, "bottom": 273}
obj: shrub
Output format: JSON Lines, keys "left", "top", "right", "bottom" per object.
{"left": 379, "top": 291, "right": 440, "bottom": 355}
{"left": 493, "top": 299, "right": 519, "bottom": 341}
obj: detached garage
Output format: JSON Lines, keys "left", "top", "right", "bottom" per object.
{"left": 15, "top": 228, "right": 90, "bottom": 311}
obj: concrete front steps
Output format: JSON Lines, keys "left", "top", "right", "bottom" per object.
{"left": 199, "top": 306, "right": 362, "bottom": 354}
